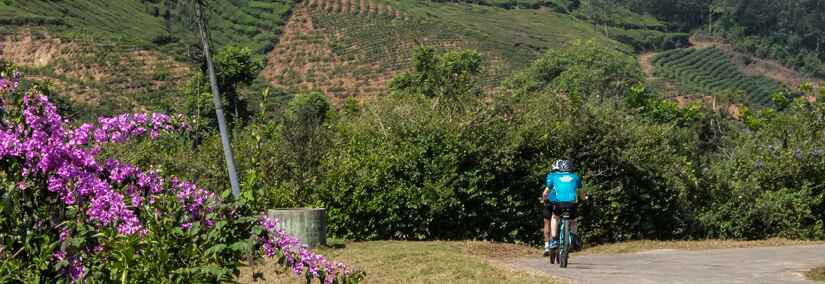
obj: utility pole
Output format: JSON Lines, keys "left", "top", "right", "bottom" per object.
{"left": 194, "top": 0, "right": 241, "bottom": 199}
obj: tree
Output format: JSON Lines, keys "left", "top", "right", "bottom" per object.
{"left": 184, "top": 46, "right": 262, "bottom": 129}
{"left": 389, "top": 46, "right": 482, "bottom": 99}
{"left": 214, "top": 46, "right": 261, "bottom": 121}
{"left": 280, "top": 92, "right": 331, "bottom": 206}
{"left": 505, "top": 40, "right": 642, "bottom": 99}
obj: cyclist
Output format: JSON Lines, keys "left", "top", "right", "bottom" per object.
{"left": 542, "top": 159, "right": 584, "bottom": 255}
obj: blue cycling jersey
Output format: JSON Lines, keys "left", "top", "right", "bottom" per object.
{"left": 546, "top": 171, "right": 581, "bottom": 203}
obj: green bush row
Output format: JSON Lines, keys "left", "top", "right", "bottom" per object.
{"left": 652, "top": 47, "right": 784, "bottom": 105}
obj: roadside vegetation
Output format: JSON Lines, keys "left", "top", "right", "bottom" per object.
{"left": 808, "top": 266, "right": 825, "bottom": 282}
{"left": 105, "top": 40, "right": 825, "bottom": 247}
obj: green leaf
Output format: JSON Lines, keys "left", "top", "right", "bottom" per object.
{"left": 205, "top": 244, "right": 227, "bottom": 256}
{"left": 228, "top": 240, "right": 252, "bottom": 252}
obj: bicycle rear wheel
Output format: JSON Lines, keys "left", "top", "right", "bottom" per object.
{"left": 559, "top": 218, "right": 570, "bottom": 268}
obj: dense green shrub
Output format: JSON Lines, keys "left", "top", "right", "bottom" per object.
{"left": 313, "top": 88, "right": 703, "bottom": 243}
{"left": 505, "top": 40, "right": 642, "bottom": 98}
{"left": 389, "top": 46, "right": 482, "bottom": 99}
{"left": 697, "top": 100, "right": 825, "bottom": 240}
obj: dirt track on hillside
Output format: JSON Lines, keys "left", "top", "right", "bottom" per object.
{"left": 511, "top": 245, "right": 825, "bottom": 284}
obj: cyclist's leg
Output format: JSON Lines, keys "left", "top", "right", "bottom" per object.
{"left": 570, "top": 204, "right": 578, "bottom": 234}
{"left": 550, "top": 203, "right": 560, "bottom": 240}
{"left": 543, "top": 204, "right": 553, "bottom": 253}
{"left": 543, "top": 204, "right": 553, "bottom": 243}
{"left": 544, "top": 218, "right": 551, "bottom": 242}
{"left": 567, "top": 203, "right": 580, "bottom": 250}
{"left": 549, "top": 202, "right": 563, "bottom": 250}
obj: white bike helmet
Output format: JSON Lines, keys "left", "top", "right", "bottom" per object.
{"left": 554, "top": 159, "right": 573, "bottom": 172}
{"left": 551, "top": 160, "right": 563, "bottom": 171}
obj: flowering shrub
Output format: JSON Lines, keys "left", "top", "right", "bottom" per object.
{"left": 0, "top": 65, "right": 361, "bottom": 283}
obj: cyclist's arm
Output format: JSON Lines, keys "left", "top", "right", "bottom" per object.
{"left": 542, "top": 187, "right": 549, "bottom": 204}
{"left": 543, "top": 173, "right": 554, "bottom": 204}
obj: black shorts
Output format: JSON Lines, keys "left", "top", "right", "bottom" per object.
{"left": 543, "top": 202, "right": 577, "bottom": 219}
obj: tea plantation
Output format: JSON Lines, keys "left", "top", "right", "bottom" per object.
{"left": 651, "top": 47, "right": 785, "bottom": 105}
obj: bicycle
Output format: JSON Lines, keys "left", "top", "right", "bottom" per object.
{"left": 540, "top": 199, "right": 576, "bottom": 267}
{"left": 549, "top": 207, "right": 573, "bottom": 267}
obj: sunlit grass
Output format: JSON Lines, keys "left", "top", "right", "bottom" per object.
{"left": 237, "top": 240, "right": 556, "bottom": 284}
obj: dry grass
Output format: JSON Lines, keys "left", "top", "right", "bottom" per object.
{"left": 578, "top": 238, "right": 825, "bottom": 255}
{"left": 807, "top": 265, "right": 825, "bottom": 282}
{"left": 236, "top": 240, "right": 556, "bottom": 284}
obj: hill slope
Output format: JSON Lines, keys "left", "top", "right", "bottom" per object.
{"left": 641, "top": 35, "right": 822, "bottom": 107}
{"left": 1, "top": 0, "right": 711, "bottom": 112}
{"left": 0, "top": 0, "right": 293, "bottom": 119}
{"left": 262, "top": 0, "right": 625, "bottom": 101}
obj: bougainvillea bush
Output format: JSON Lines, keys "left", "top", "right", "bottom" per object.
{"left": 0, "top": 64, "right": 361, "bottom": 283}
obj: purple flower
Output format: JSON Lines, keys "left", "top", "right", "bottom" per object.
{"left": 52, "top": 250, "right": 66, "bottom": 262}
{"left": 257, "top": 215, "right": 355, "bottom": 280}
{"left": 68, "top": 258, "right": 85, "bottom": 280}
{"left": 261, "top": 215, "right": 278, "bottom": 232}
{"left": 59, "top": 229, "right": 71, "bottom": 242}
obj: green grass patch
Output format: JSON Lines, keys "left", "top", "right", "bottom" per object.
{"left": 239, "top": 241, "right": 554, "bottom": 284}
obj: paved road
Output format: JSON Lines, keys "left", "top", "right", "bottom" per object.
{"left": 513, "top": 245, "right": 825, "bottom": 284}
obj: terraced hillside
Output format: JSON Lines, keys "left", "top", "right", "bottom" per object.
{"left": 0, "top": 0, "right": 293, "bottom": 119}
{"left": 2, "top": 0, "right": 637, "bottom": 109}
{"left": 651, "top": 47, "right": 785, "bottom": 105}
{"left": 263, "top": 0, "right": 624, "bottom": 102}
{"left": 0, "top": 31, "right": 192, "bottom": 119}
{"left": 0, "top": 0, "right": 293, "bottom": 55}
